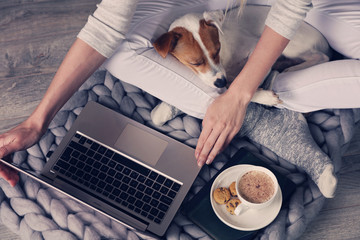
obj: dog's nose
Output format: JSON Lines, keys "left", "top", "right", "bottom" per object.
{"left": 214, "top": 76, "right": 227, "bottom": 88}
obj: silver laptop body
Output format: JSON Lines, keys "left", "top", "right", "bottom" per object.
{"left": 1, "top": 101, "right": 201, "bottom": 237}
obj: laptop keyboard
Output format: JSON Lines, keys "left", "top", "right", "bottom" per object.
{"left": 52, "top": 133, "right": 182, "bottom": 224}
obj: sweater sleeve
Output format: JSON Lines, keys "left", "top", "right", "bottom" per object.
{"left": 265, "top": 0, "right": 313, "bottom": 40}
{"left": 77, "top": 0, "right": 139, "bottom": 58}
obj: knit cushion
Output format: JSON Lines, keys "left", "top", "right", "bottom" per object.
{"left": 1, "top": 69, "right": 359, "bottom": 240}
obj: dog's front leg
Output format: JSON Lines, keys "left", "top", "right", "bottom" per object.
{"left": 251, "top": 89, "right": 282, "bottom": 106}
{"left": 151, "top": 102, "right": 182, "bottom": 126}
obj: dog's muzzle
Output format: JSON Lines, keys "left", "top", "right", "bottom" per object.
{"left": 214, "top": 76, "right": 227, "bottom": 88}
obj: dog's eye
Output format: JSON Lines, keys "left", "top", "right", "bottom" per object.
{"left": 213, "top": 49, "right": 220, "bottom": 58}
{"left": 190, "top": 59, "right": 204, "bottom": 66}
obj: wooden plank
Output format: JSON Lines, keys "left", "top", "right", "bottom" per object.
{"left": 1, "top": 1, "right": 360, "bottom": 240}
{"left": 300, "top": 153, "right": 360, "bottom": 240}
{"left": 300, "top": 207, "right": 360, "bottom": 240}
{"left": 0, "top": 0, "right": 98, "bottom": 133}
{"left": 0, "top": 70, "right": 62, "bottom": 133}
{"left": 0, "top": 0, "right": 99, "bottom": 78}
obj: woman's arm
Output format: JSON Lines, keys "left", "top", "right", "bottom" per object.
{"left": 0, "top": 39, "right": 106, "bottom": 185}
{"left": 0, "top": 0, "right": 139, "bottom": 186}
{"left": 195, "top": 0, "right": 313, "bottom": 166}
{"left": 31, "top": 39, "right": 106, "bottom": 131}
{"left": 195, "top": 26, "right": 290, "bottom": 166}
{"left": 229, "top": 26, "right": 290, "bottom": 100}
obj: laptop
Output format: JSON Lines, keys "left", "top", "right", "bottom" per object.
{"left": 0, "top": 101, "right": 201, "bottom": 237}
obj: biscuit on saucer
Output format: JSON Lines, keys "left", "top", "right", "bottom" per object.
{"left": 226, "top": 198, "right": 241, "bottom": 215}
{"left": 213, "top": 187, "right": 231, "bottom": 204}
{"left": 229, "top": 181, "right": 237, "bottom": 197}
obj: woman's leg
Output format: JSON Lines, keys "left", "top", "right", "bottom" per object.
{"left": 240, "top": 103, "right": 337, "bottom": 198}
{"left": 273, "top": 60, "right": 360, "bottom": 112}
{"left": 272, "top": 0, "right": 360, "bottom": 112}
{"left": 306, "top": 0, "right": 360, "bottom": 59}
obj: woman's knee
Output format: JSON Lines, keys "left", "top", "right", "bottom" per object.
{"left": 306, "top": 0, "right": 360, "bottom": 59}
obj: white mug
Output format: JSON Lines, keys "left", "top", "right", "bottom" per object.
{"left": 234, "top": 166, "right": 278, "bottom": 215}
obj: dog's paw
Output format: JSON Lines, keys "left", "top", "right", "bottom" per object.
{"left": 151, "top": 102, "right": 182, "bottom": 126}
{"left": 251, "top": 89, "right": 282, "bottom": 106}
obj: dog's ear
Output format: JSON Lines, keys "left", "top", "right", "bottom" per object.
{"left": 203, "top": 10, "right": 225, "bottom": 34}
{"left": 153, "top": 31, "right": 181, "bottom": 58}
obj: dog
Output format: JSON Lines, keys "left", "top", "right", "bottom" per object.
{"left": 150, "top": 5, "right": 331, "bottom": 126}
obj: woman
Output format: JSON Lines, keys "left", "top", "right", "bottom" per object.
{"left": 1, "top": 0, "right": 359, "bottom": 185}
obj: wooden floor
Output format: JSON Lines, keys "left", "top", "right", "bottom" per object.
{"left": 1, "top": 1, "right": 359, "bottom": 239}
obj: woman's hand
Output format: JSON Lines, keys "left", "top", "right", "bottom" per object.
{"left": 195, "top": 89, "right": 249, "bottom": 167}
{"left": 0, "top": 119, "right": 45, "bottom": 186}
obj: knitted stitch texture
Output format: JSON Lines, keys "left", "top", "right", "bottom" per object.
{"left": 0, "top": 69, "right": 359, "bottom": 240}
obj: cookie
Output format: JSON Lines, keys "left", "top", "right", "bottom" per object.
{"left": 213, "top": 187, "right": 231, "bottom": 204}
{"left": 229, "top": 181, "right": 237, "bottom": 197}
{"left": 226, "top": 198, "right": 242, "bottom": 215}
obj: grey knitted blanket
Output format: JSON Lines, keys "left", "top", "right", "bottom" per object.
{"left": 1, "top": 69, "right": 359, "bottom": 240}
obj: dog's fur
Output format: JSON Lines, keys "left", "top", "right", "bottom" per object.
{"left": 151, "top": 5, "right": 331, "bottom": 126}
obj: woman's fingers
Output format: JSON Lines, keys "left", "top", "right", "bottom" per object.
{"left": 0, "top": 146, "right": 7, "bottom": 159}
{"left": 195, "top": 109, "right": 245, "bottom": 166}
{"left": 0, "top": 124, "right": 39, "bottom": 187}
{"left": 195, "top": 121, "right": 211, "bottom": 158}
{"left": 0, "top": 144, "right": 19, "bottom": 187}
{"left": 0, "top": 161, "right": 19, "bottom": 187}
{"left": 205, "top": 127, "right": 229, "bottom": 164}
{"left": 0, "top": 139, "right": 16, "bottom": 159}
{"left": 197, "top": 128, "right": 219, "bottom": 166}
{"left": 196, "top": 121, "right": 231, "bottom": 167}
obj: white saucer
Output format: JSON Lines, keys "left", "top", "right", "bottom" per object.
{"left": 210, "top": 164, "right": 282, "bottom": 231}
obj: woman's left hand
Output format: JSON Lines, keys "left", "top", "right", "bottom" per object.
{"left": 195, "top": 26, "right": 289, "bottom": 167}
{"left": 195, "top": 89, "right": 248, "bottom": 166}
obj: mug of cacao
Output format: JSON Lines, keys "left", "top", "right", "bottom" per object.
{"left": 234, "top": 166, "right": 279, "bottom": 215}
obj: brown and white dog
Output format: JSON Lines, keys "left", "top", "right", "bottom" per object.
{"left": 151, "top": 5, "right": 331, "bottom": 126}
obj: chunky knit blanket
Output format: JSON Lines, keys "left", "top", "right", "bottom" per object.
{"left": 1, "top": 68, "right": 359, "bottom": 240}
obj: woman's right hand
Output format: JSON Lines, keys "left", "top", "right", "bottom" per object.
{"left": 0, "top": 119, "right": 45, "bottom": 186}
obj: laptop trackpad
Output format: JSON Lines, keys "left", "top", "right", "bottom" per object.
{"left": 114, "top": 124, "right": 168, "bottom": 166}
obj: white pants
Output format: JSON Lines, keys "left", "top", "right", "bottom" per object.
{"left": 106, "top": 0, "right": 360, "bottom": 117}
{"left": 270, "top": 0, "right": 360, "bottom": 112}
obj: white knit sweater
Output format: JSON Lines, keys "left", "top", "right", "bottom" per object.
{"left": 77, "top": 0, "right": 312, "bottom": 58}
{"left": 77, "top": 0, "right": 139, "bottom": 58}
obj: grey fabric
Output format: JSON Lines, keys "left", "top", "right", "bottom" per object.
{"left": 0, "top": 69, "right": 359, "bottom": 240}
{"left": 240, "top": 103, "right": 331, "bottom": 185}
